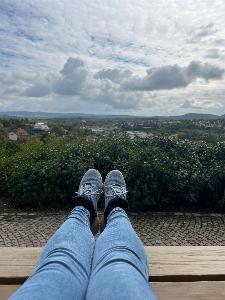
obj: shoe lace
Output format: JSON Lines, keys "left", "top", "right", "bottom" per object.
{"left": 76, "top": 183, "right": 102, "bottom": 197}
{"left": 106, "top": 184, "right": 128, "bottom": 198}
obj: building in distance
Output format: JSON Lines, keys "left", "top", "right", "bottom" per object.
{"left": 126, "top": 131, "right": 153, "bottom": 139}
{"left": 33, "top": 122, "right": 50, "bottom": 131}
{"left": 8, "top": 131, "right": 18, "bottom": 141}
{"left": 16, "top": 128, "right": 30, "bottom": 142}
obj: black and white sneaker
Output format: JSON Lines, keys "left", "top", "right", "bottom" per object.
{"left": 103, "top": 170, "right": 128, "bottom": 227}
{"left": 75, "top": 169, "right": 103, "bottom": 234}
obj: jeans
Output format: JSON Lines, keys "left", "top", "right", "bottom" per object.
{"left": 9, "top": 206, "right": 157, "bottom": 300}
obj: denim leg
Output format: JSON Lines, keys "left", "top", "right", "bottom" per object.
{"left": 85, "top": 207, "right": 157, "bottom": 300}
{"left": 9, "top": 206, "right": 95, "bottom": 300}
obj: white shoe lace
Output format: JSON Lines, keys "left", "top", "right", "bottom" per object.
{"left": 106, "top": 184, "right": 128, "bottom": 199}
{"left": 76, "top": 183, "right": 102, "bottom": 197}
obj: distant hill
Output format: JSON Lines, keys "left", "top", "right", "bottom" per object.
{"left": 0, "top": 111, "right": 133, "bottom": 119}
{"left": 0, "top": 111, "right": 223, "bottom": 120}
{"left": 0, "top": 111, "right": 93, "bottom": 119}
{"left": 153, "top": 113, "right": 221, "bottom": 120}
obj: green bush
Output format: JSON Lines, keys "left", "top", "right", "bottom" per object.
{"left": 1, "top": 135, "right": 225, "bottom": 212}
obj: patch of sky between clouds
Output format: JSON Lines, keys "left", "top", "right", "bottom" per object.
{"left": 0, "top": 0, "right": 51, "bottom": 48}
{"left": 15, "top": 30, "right": 43, "bottom": 43}
{"left": 0, "top": 50, "right": 31, "bottom": 68}
{"left": 88, "top": 35, "right": 149, "bottom": 67}
{"left": 0, "top": 1, "right": 51, "bottom": 23}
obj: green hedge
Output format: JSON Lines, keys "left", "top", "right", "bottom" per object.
{"left": 1, "top": 135, "right": 225, "bottom": 212}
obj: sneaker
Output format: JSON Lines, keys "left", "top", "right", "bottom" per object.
{"left": 101, "top": 170, "right": 128, "bottom": 230}
{"left": 75, "top": 169, "right": 103, "bottom": 234}
{"left": 104, "top": 170, "right": 127, "bottom": 206}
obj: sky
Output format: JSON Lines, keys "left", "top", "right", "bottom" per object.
{"left": 1, "top": 0, "right": 225, "bottom": 116}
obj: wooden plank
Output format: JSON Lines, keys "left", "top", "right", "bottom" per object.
{"left": 146, "top": 246, "right": 225, "bottom": 281}
{"left": 0, "top": 285, "right": 20, "bottom": 300}
{"left": 2, "top": 282, "right": 225, "bottom": 300}
{"left": 151, "top": 281, "right": 225, "bottom": 300}
{"left": 0, "top": 248, "right": 42, "bottom": 283}
{"left": 1, "top": 247, "right": 225, "bottom": 283}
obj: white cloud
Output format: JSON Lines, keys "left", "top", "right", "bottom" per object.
{"left": 1, "top": 0, "right": 225, "bottom": 115}
{"left": 53, "top": 58, "right": 89, "bottom": 96}
{"left": 94, "top": 68, "right": 132, "bottom": 83}
{"left": 204, "top": 48, "right": 225, "bottom": 59}
{"left": 123, "top": 61, "right": 224, "bottom": 91}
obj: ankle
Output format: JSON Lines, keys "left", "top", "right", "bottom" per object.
{"left": 104, "top": 197, "right": 129, "bottom": 224}
{"left": 73, "top": 195, "right": 97, "bottom": 226}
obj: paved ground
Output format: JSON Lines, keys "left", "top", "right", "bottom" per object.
{"left": 0, "top": 211, "right": 225, "bottom": 246}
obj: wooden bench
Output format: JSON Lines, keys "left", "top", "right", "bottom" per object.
{"left": 1, "top": 246, "right": 225, "bottom": 299}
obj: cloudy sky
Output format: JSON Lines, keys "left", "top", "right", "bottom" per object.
{"left": 1, "top": 0, "right": 225, "bottom": 116}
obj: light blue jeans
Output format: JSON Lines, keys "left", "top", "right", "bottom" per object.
{"left": 9, "top": 206, "right": 157, "bottom": 300}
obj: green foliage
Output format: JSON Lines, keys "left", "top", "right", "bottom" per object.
{"left": 1, "top": 135, "right": 225, "bottom": 212}
{"left": 0, "top": 127, "right": 8, "bottom": 142}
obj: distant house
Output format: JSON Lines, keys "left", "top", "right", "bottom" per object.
{"left": 33, "top": 122, "right": 50, "bottom": 131}
{"left": 16, "top": 128, "right": 30, "bottom": 142}
{"left": 90, "top": 127, "right": 105, "bottom": 133}
{"left": 168, "top": 134, "right": 178, "bottom": 141}
{"left": 126, "top": 131, "right": 153, "bottom": 140}
{"left": 8, "top": 132, "right": 18, "bottom": 141}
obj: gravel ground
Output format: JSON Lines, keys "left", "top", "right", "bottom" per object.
{"left": 1, "top": 211, "right": 225, "bottom": 246}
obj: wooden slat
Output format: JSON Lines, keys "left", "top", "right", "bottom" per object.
{"left": 0, "top": 285, "right": 20, "bottom": 300}
{"left": 0, "top": 248, "right": 42, "bottom": 283}
{"left": 2, "top": 282, "right": 225, "bottom": 300}
{"left": 146, "top": 246, "right": 225, "bottom": 281}
{"left": 1, "top": 247, "right": 225, "bottom": 283}
{"left": 151, "top": 281, "right": 225, "bottom": 300}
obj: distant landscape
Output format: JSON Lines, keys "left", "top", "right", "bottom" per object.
{"left": 0, "top": 111, "right": 223, "bottom": 120}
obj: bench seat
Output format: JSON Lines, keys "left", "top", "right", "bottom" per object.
{"left": 1, "top": 246, "right": 225, "bottom": 299}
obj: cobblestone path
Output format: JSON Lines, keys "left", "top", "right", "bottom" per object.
{"left": 0, "top": 211, "right": 225, "bottom": 246}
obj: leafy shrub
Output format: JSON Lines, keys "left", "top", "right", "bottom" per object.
{"left": 1, "top": 135, "right": 225, "bottom": 212}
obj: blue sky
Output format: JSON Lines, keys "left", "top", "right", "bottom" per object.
{"left": 1, "top": 0, "right": 225, "bottom": 115}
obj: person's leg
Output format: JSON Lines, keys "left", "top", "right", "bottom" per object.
{"left": 85, "top": 170, "right": 157, "bottom": 300}
{"left": 9, "top": 206, "right": 94, "bottom": 300}
{"left": 10, "top": 169, "right": 103, "bottom": 300}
